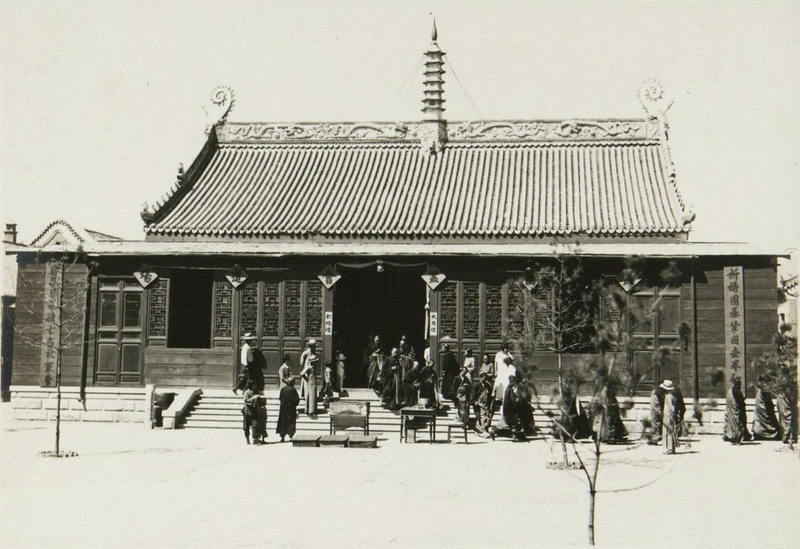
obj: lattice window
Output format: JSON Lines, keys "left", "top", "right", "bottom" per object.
{"left": 485, "top": 283, "right": 503, "bottom": 339}
{"left": 439, "top": 282, "right": 458, "bottom": 338}
{"left": 214, "top": 281, "right": 233, "bottom": 339}
{"left": 241, "top": 282, "right": 259, "bottom": 336}
{"left": 263, "top": 282, "right": 280, "bottom": 337}
{"left": 147, "top": 278, "right": 168, "bottom": 338}
{"left": 463, "top": 282, "right": 480, "bottom": 339}
{"left": 508, "top": 284, "right": 526, "bottom": 338}
{"left": 284, "top": 281, "right": 301, "bottom": 337}
{"left": 306, "top": 281, "right": 323, "bottom": 337}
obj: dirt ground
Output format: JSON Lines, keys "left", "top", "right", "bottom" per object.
{"left": 1, "top": 404, "right": 798, "bottom": 548}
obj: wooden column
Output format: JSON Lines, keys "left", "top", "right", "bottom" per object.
{"left": 323, "top": 284, "right": 334, "bottom": 367}
{"left": 429, "top": 285, "right": 439, "bottom": 378}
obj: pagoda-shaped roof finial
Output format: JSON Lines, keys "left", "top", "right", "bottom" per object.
{"left": 422, "top": 17, "right": 446, "bottom": 121}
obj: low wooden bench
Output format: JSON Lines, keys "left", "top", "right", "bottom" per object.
{"left": 329, "top": 400, "right": 370, "bottom": 435}
{"left": 319, "top": 434, "right": 349, "bottom": 447}
{"left": 348, "top": 435, "right": 379, "bottom": 448}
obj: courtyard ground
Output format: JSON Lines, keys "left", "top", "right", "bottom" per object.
{"left": 1, "top": 404, "right": 798, "bottom": 548}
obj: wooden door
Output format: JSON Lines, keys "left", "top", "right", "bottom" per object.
{"left": 95, "top": 280, "right": 144, "bottom": 385}
{"left": 631, "top": 286, "right": 682, "bottom": 392}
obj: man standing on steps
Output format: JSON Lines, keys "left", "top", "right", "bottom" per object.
{"left": 234, "top": 333, "right": 257, "bottom": 395}
{"left": 300, "top": 339, "right": 320, "bottom": 416}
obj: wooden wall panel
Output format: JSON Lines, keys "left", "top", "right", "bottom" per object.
{"left": 11, "top": 262, "right": 46, "bottom": 386}
{"left": 144, "top": 348, "right": 233, "bottom": 387}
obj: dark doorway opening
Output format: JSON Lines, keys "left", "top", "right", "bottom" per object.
{"left": 168, "top": 271, "right": 213, "bottom": 349}
{"left": 333, "top": 267, "right": 426, "bottom": 388}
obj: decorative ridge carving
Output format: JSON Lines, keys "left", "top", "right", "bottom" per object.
{"left": 217, "top": 119, "right": 657, "bottom": 143}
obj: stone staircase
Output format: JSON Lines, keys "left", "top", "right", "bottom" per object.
{"left": 181, "top": 388, "right": 559, "bottom": 441}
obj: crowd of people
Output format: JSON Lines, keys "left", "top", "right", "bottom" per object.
{"left": 232, "top": 333, "right": 797, "bottom": 449}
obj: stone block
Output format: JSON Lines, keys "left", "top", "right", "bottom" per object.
{"left": 104, "top": 401, "right": 125, "bottom": 412}
{"left": 12, "top": 399, "right": 43, "bottom": 409}
{"left": 319, "top": 434, "right": 349, "bottom": 447}
{"left": 162, "top": 417, "right": 176, "bottom": 429}
{"left": 113, "top": 412, "right": 144, "bottom": 423}
{"left": 42, "top": 399, "right": 69, "bottom": 410}
{"left": 348, "top": 435, "right": 378, "bottom": 448}
{"left": 292, "top": 435, "right": 321, "bottom": 447}
{"left": 82, "top": 411, "right": 114, "bottom": 422}
{"left": 70, "top": 400, "right": 87, "bottom": 411}
{"left": 122, "top": 401, "right": 136, "bottom": 411}
{"left": 49, "top": 410, "right": 82, "bottom": 422}
{"left": 134, "top": 401, "right": 149, "bottom": 412}
{"left": 84, "top": 400, "right": 105, "bottom": 411}
{"left": 15, "top": 409, "right": 48, "bottom": 421}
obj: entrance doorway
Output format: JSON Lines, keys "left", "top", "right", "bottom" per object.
{"left": 333, "top": 268, "right": 427, "bottom": 388}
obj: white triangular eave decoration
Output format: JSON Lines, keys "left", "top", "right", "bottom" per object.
{"left": 618, "top": 278, "right": 642, "bottom": 293}
{"left": 133, "top": 270, "right": 158, "bottom": 289}
{"left": 318, "top": 265, "right": 341, "bottom": 290}
{"left": 422, "top": 271, "right": 446, "bottom": 290}
{"left": 226, "top": 267, "right": 249, "bottom": 288}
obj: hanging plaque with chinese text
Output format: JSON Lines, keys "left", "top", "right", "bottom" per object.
{"left": 723, "top": 266, "right": 746, "bottom": 385}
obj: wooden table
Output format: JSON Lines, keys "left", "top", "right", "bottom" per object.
{"left": 400, "top": 407, "right": 437, "bottom": 443}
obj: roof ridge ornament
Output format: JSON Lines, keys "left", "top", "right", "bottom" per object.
{"left": 638, "top": 78, "right": 672, "bottom": 122}
{"left": 204, "top": 86, "right": 236, "bottom": 135}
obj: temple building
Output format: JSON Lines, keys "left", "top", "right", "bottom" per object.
{"left": 6, "top": 27, "right": 787, "bottom": 426}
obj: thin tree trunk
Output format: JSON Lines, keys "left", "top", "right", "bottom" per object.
{"left": 588, "top": 414, "right": 603, "bottom": 545}
{"left": 588, "top": 487, "right": 596, "bottom": 546}
{"left": 55, "top": 260, "right": 65, "bottom": 456}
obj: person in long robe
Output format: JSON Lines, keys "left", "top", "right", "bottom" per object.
{"left": 320, "top": 361, "right": 334, "bottom": 408}
{"left": 479, "top": 354, "right": 496, "bottom": 427}
{"left": 300, "top": 340, "right": 319, "bottom": 416}
{"left": 335, "top": 352, "right": 347, "bottom": 393}
{"left": 368, "top": 351, "right": 385, "bottom": 396}
{"left": 463, "top": 348, "right": 476, "bottom": 376}
{"left": 418, "top": 359, "right": 439, "bottom": 409}
{"left": 234, "top": 333, "right": 257, "bottom": 394}
{"left": 503, "top": 376, "right": 526, "bottom": 442}
{"left": 515, "top": 375, "right": 536, "bottom": 436}
{"left": 455, "top": 367, "right": 473, "bottom": 423}
{"left": 493, "top": 344, "right": 514, "bottom": 402}
{"left": 723, "top": 377, "right": 751, "bottom": 444}
{"left": 401, "top": 360, "right": 421, "bottom": 407}
{"left": 242, "top": 382, "right": 262, "bottom": 445}
{"left": 649, "top": 385, "right": 665, "bottom": 445}
{"left": 440, "top": 344, "right": 460, "bottom": 402}
{"left": 593, "top": 384, "right": 628, "bottom": 444}
{"left": 662, "top": 381, "right": 679, "bottom": 454}
{"left": 398, "top": 335, "right": 411, "bottom": 356}
{"left": 278, "top": 354, "right": 292, "bottom": 388}
{"left": 276, "top": 377, "right": 300, "bottom": 441}
{"left": 673, "top": 385, "right": 687, "bottom": 436}
{"left": 381, "top": 348, "right": 401, "bottom": 409}
{"left": 363, "top": 335, "right": 382, "bottom": 375}
{"left": 776, "top": 390, "right": 796, "bottom": 444}
{"left": 752, "top": 386, "right": 780, "bottom": 440}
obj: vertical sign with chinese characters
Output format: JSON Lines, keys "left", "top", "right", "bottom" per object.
{"left": 324, "top": 311, "right": 333, "bottom": 336}
{"left": 723, "top": 266, "right": 746, "bottom": 385}
{"left": 429, "top": 312, "right": 438, "bottom": 336}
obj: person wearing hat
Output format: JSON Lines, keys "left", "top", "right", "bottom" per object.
{"left": 398, "top": 335, "right": 411, "bottom": 356}
{"left": 661, "top": 380, "right": 680, "bottom": 454}
{"left": 335, "top": 351, "right": 347, "bottom": 393}
{"left": 321, "top": 360, "right": 335, "bottom": 408}
{"left": 476, "top": 353, "right": 496, "bottom": 432}
{"left": 300, "top": 339, "right": 320, "bottom": 415}
{"left": 234, "top": 333, "right": 257, "bottom": 395}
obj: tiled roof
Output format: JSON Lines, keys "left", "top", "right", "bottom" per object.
{"left": 144, "top": 119, "right": 692, "bottom": 239}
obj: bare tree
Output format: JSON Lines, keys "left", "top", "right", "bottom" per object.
{"left": 511, "top": 255, "right": 691, "bottom": 545}
{"left": 14, "top": 247, "right": 93, "bottom": 456}
{"left": 512, "top": 251, "right": 593, "bottom": 466}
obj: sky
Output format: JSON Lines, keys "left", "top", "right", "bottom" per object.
{"left": 1, "top": 0, "right": 799, "bottom": 250}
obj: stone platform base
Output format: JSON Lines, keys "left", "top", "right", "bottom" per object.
{"left": 9, "top": 386, "right": 149, "bottom": 424}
